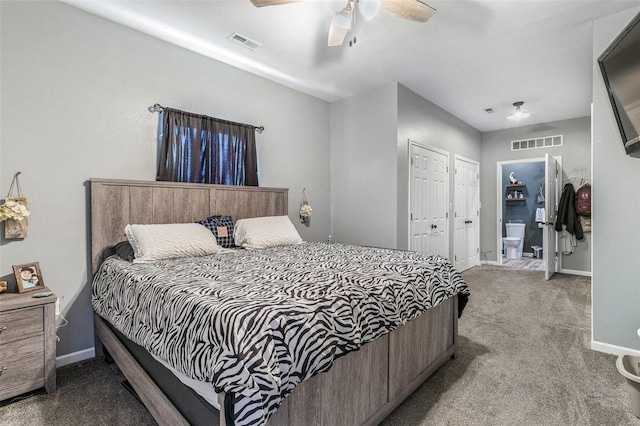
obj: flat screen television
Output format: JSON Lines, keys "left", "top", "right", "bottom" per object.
{"left": 598, "top": 10, "right": 640, "bottom": 158}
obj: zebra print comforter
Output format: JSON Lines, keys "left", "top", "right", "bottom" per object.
{"left": 92, "top": 242, "right": 469, "bottom": 425}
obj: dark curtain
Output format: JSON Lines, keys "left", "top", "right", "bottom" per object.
{"left": 157, "top": 108, "right": 258, "bottom": 186}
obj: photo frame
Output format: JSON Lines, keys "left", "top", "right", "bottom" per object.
{"left": 13, "top": 262, "right": 45, "bottom": 293}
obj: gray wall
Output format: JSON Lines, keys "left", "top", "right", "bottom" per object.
{"left": 0, "top": 1, "right": 330, "bottom": 360}
{"left": 501, "top": 162, "right": 545, "bottom": 252}
{"left": 397, "top": 84, "right": 482, "bottom": 257}
{"left": 330, "top": 83, "right": 398, "bottom": 248}
{"left": 592, "top": 6, "right": 640, "bottom": 351}
{"left": 481, "top": 117, "right": 592, "bottom": 272}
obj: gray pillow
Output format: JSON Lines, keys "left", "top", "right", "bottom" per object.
{"left": 113, "top": 241, "right": 135, "bottom": 262}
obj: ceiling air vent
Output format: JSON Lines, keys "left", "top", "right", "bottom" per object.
{"left": 484, "top": 107, "right": 496, "bottom": 114}
{"left": 227, "top": 32, "right": 261, "bottom": 51}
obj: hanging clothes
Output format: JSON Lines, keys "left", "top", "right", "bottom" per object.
{"left": 559, "top": 228, "right": 578, "bottom": 255}
{"left": 535, "top": 207, "right": 546, "bottom": 222}
{"left": 555, "top": 183, "right": 584, "bottom": 241}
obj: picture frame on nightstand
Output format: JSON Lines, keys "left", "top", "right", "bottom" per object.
{"left": 13, "top": 262, "right": 45, "bottom": 293}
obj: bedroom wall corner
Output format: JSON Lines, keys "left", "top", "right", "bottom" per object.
{"left": 329, "top": 83, "right": 398, "bottom": 248}
{"left": 0, "top": 1, "right": 330, "bottom": 359}
{"left": 396, "top": 84, "right": 482, "bottom": 258}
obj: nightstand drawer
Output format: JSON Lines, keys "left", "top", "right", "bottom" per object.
{"left": 0, "top": 306, "right": 44, "bottom": 343}
{"left": 0, "top": 335, "right": 45, "bottom": 400}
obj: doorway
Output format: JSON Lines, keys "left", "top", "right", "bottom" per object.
{"left": 497, "top": 155, "right": 561, "bottom": 279}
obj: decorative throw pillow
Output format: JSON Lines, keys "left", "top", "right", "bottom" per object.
{"left": 125, "top": 223, "right": 221, "bottom": 263}
{"left": 234, "top": 215, "right": 303, "bottom": 249}
{"left": 113, "top": 240, "right": 135, "bottom": 262}
{"left": 196, "top": 215, "right": 235, "bottom": 248}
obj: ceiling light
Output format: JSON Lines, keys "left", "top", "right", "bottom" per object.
{"left": 358, "top": 0, "right": 380, "bottom": 20}
{"left": 332, "top": 10, "right": 353, "bottom": 30}
{"left": 507, "top": 101, "right": 530, "bottom": 120}
{"left": 327, "top": 0, "right": 348, "bottom": 13}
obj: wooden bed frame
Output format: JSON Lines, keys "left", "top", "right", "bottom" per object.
{"left": 89, "top": 178, "right": 458, "bottom": 426}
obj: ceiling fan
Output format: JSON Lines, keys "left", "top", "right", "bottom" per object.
{"left": 250, "top": 0, "right": 436, "bottom": 47}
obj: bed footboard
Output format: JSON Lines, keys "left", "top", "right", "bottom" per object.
{"left": 258, "top": 296, "right": 458, "bottom": 426}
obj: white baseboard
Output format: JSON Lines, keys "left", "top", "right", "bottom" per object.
{"left": 56, "top": 347, "right": 95, "bottom": 368}
{"left": 559, "top": 268, "right": 592, "bottom": 277}
{"left": 591, "top": 341, "right": 640, "bottom": 357}
{"left": 481, "top": 260, "right": 499, "bottom": 266}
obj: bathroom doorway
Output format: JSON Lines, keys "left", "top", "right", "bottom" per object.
{"left": 496, "top": 156, "right": 561, "bottom": 277}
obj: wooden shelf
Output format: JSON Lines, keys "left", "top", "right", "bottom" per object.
{"left": 506, "top": 184, "right": 525, "bottom": 188}
{"left": 505, "top": 198, "right": 526, "bottom": 201}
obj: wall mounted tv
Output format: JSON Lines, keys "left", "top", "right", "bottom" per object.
{"left": 598, "top": 10, "right": 640, "bottom": 158}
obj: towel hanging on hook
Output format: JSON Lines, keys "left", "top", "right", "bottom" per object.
{"left": 537, "top": 184, "right": 545, "bottom": 204}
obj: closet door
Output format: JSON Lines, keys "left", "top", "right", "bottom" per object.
{"left": 454, "top": 156, "right": 480, "bottom": 272}
{"left": 409, "top": 143, "right": 449, "bottom": 259}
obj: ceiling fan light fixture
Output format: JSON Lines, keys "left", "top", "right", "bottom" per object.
{"left": 326, "top": 0, "right": 348, "bottom": 13}
{"left": 333, "top": 10, "right": 353, "bottom": 29}
{"left": 507, "top": 101, "right": 530, "bottom": 120}
{"left": 358, "top": 0, "right": 380, "bottom": 20}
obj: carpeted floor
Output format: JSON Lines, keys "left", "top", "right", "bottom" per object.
{"left": 381, "top": 266, "right": 639, "bottom": 426}
{"left": 1, "top": 266, "right": 637, "bottom": 425}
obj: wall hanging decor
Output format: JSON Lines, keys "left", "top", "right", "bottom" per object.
{"left": 1, "top": 171, "right": 30, "bottom": 239}
{"left": 299, "top": 188, "right": 312, "bottom": 227}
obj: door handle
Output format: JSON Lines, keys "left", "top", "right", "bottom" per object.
{"left": 431, "top": 224, "right": 438, "bottom": 229}
{"left": 464, "top": 220, "right": 473, "bottom": 224}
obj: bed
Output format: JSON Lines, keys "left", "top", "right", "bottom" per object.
{"left": 89, "top": 178, "right": 469, "bottom": 426}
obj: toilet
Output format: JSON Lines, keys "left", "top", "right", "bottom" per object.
{"left": 503, "top": 223, "right": 526, "bottom": 259}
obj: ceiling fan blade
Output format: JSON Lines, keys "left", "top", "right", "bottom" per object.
{"left": 327, "top": 10, "right": 352, "bottom": 47}
{"left": 250, "top": 0, "right": 299, "bottom": 7}
{"left": 328, "top": 20, "right": 350, "bottom": 46}
{"left": 379, "top": 0, "right": 436, "bottom": 23}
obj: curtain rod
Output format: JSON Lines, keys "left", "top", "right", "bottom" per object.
{"left": 148, "top": 103, "right": 264, "bottom": 134}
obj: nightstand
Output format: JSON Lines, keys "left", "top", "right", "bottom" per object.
{"left": 0, "top": 288, "right": 57, "bottom": 400}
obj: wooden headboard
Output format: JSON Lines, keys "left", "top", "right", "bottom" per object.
{"left": 90, "top": 178, "right": 288, "bottom": 273}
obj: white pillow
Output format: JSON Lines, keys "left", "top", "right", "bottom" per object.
{"left": 125, "top": 223, "right": 221, "bottom": 263}
{"left": 234, "top": 216, "right": 302, "bottom": 249}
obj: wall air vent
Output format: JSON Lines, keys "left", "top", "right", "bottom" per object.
{"left": 227, "top": 32, "right": 261, "bottom": 51}
{"left": 511, "top": 135, "right": 563, "bottom": 151}
{"left": 484, "top": 107, "right": 496, "bottom": 114}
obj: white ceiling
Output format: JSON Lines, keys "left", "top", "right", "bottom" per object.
{"left": 64, "top": 0, "right": 640, "bottom": 132}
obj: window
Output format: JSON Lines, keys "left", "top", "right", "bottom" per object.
{"left": 157, "top": 108, "right": 258, "bottom": 186}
